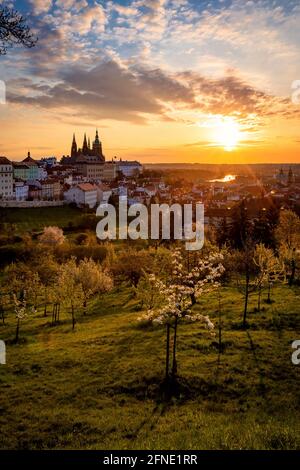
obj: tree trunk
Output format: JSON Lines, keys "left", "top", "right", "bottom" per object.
{"left": 165, "top": 324, "right": 170, "bottom": 382}
{"left": 257, "top": 286, "right": 262, "bottom": 312}
{"left": 218, "top": 295, "right": 222, "bottom": 353}
{"left": 15, "top": 318, "right": 20, "bottom": 343}
{"left": 190, "top": 292, "right": 197, "bottom": 306}
{"left": 289, "top": 259, "right": 296, "bottom": 286}
{"left": 0, "top": 308, "right": 5, "bottom": 325}
{"left": 171, "top": 318, "right": 178, "bottom": 379}
{"left": 267, "top": 282, "right": 271, "bottom": 303}
{"left": 44, "top": 303, "right": 47, "bottom": 317}
{"left": 243, "top": 270, "right": 250, "bottom": 328}
{"left": 71, "top": 305, "right": 76, "bottom": 330}
{"left": 83, "top": 298, "right": 87, "bottom": 316}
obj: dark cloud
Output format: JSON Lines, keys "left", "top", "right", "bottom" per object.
{"left": 7, "top": 59, "right": 300, "bottom": 124}
{"left": 7, "top": 59, "right": 195, "bottom": 123}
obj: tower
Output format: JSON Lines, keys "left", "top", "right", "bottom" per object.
{"left": 82, "top": 133, "right": 89, "bottom": 155}
{"left": 71, "top": 134, "right": 77, "bottom": 159}
{"left": 92, "top": 129, "right": 104, "bottom": 161}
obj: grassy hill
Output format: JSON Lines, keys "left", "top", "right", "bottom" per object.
{"left": 0, "top": 206, "right": 83, "bottom": 234}
{"left": 0, "top": 285, "right": 300, "bottom": 450}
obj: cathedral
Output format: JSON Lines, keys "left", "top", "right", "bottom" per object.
{"left": 61, "top": 130, "right": 105, "bottom": 164}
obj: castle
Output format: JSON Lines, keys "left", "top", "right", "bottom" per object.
{"left": 61, "top": 130, "right": 105, "bottom": 164}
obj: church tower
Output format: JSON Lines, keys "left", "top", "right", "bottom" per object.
{"left": 71, "top": 134, "right": 78, "bottom": 159}
{"left": 92, "top": 129, "right": 105, "bottom": 161}
{"left": 82, "top": 133, "right": 89, "bottom": 155}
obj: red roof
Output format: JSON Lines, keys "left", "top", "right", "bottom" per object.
{"left": 77, "top": 183, "right": 97, "bottom": 192}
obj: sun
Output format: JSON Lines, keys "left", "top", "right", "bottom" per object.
{"left": 214, "top": 118, "right": 241, "bottom": 151}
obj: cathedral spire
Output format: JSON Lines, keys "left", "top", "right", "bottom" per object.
{"left": 71, "top": 133, "right": 77, "bottom": 159}
{"left": 82, "top": 133, "right": 89, "bottom": 155}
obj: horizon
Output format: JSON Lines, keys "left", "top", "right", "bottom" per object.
{"left": 0, "top": 0, "right": 300, "bottom": 163}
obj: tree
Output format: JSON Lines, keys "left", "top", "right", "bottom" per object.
{"left": 135, "top": 273, "right": 165, "bottom": 311}
{"left": 49, "top": 283, "right": 63, "bottom": 325}
{"left": 26, "top": 272, "right": 41, "bottom": 311}
{"left": 139, "top": 249, "right": 224, "bottom": 387}
{"left": 217, "top": 216, "right": 230, "bottom": 247}
{"left": 233, "top": 244, "right": 257, "bottom": 327}
{"left": 112, "top": 249, "right": 154, "bottom": 287}
{"left": 13, "top": 294, "right": 27, "bottom": 343}
{"left": 5, "top": 263, "right": 41, "bottom": 311}
{"left": 229, "top": 200, "right": 252, "bottom": 249}
{"left": 39, "top": 226, "right": 65, "bottom": 247}
{"left": 0, "top": 6, "right": 37, "bottom": 55}
{"left": 77, "top": 258, "right": 113, "bottom": 315}
{"left": 275, "top": 210, "right": 300, "bottom": 286}
{"left": 253, "top": 208, "right": 278, "bottom": 248}
{"left": 253, "top": 244, "right": 282, "bottom": 312}
{"left": 57, "top": 259, "right": 83, "bottom": 330}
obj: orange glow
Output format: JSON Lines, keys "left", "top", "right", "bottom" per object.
{"left": 213, "top": 118, "right": 242, "bottom": 152}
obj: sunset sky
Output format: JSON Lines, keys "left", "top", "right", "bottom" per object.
{"left": 0, "top": 0, "right": 300, "bottom": 163}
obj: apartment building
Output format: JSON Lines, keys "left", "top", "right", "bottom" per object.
{"left": 0, "top": 157, "right": 13, "bottom": 200}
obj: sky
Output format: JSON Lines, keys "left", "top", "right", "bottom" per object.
{"left": 0, "top": 0, "right": 300, "bottom": 163}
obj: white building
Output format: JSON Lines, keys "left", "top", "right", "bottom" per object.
{"left": 38, "top": 166, "right": 48, "bottom": 181}
{"left": 14, "top": 181, "right": 29, "bottom": 201}
{"left": 96, "top": 182, "right": 112, "bottom": 204}
{"left": 0, "top": 157, "right": 14, "bottom": 200}
{"left": 116, "top": 160, "right": 143, "bottom": 177}
{"left": 39, "top": 157, "right": 57, "bottom": 167}
{"left": 64, "top": 183, "right": 98, "bottom": 208}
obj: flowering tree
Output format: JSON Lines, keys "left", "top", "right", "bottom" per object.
{"left": 77, "top": 258, "right": 113, "bottom": 315}
{"left": 26, "top": 272, "right": 41, "bottom": 311}
{"left": 38, "top": 226, "right": 65, "bottom": 247}
{"left": 253, "top": 244, "right": 283, "bottom": 311}
{"left": 139, "top": 249, "right": 225, "bottom": 384}
{"left": 275, "top": 210, "right": 300, "bottom": 286}
{"left": 13, "top": 294, "right": 27, "bottom": 343}
{"left": 57, "top": 259, "right": 83, "bottom": 330}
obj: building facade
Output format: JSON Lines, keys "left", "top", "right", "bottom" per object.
{"left": 0, "top": 157, "right": 14, "bottom": 200}
{"left": 64, "top": 183, "right": 98, "bottom": 208}
{"left": 116, "top": 160, "right": 143, "bottom": 177}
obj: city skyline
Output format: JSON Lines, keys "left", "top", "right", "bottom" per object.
{"left": 1, "top": 0, "right": 300, "bottom": 163}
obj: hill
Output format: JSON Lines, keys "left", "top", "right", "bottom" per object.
{"left": 0, "top": 285, "right": 300, "bottom": 450}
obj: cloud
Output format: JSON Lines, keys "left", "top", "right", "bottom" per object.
{"left": 7, "top": 57, "right": 300, "bottom": 127}
{"left": 29, "top": 0, "right": 53, "bottom": 15}
{"left": 7, "top": 59, "right": 194, "bottom": 123}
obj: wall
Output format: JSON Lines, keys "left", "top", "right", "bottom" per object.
{"left": 0, "top": 200, "right": 65, "bottom": 208}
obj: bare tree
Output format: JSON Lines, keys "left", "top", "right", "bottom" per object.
{"left": 0, "top": 6, "right": 37, "bottom": 55}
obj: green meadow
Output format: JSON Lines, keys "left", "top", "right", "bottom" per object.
{"left": 0, "top": 206, "right": 83, "bottom": 234}
{"left": 1, "top": 285, "right": 300, "bottom": 450}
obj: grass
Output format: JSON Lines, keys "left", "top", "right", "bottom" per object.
{"left": 0, "top": 284, "right": 300, "bottom": 450}
{"left": 0, "top": 206, "right": 83, "bottom": 234}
